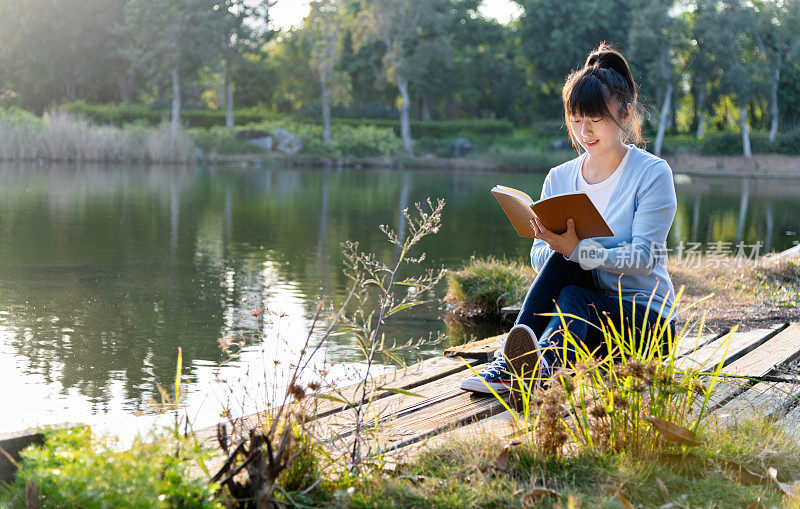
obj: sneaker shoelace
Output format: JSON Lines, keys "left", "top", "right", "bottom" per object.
{"left": 480, "top": 356, "right": 510, "bottom": 380}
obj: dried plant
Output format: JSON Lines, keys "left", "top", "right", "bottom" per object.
{"left": 332, "top": 198, "right": 446, "bottom": 470}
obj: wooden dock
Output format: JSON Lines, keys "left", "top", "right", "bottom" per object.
{"left": 197, "top": 321, "right": 800, "bottom": 465}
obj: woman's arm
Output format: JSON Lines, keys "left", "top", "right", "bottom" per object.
{"left": 565, "top": 160, "right": 676, "bottom": 276}
{"left": 530, "top": 171, "right": 556, "bottom": 272}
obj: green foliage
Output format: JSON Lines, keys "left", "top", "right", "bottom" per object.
{"left": 323, "top": 118, "right": 513, "bottom": 141}
{"left": 484, "top": 146, "right": 575, "bottom": 171}
{"left": 699, "top": 130, "right": 800, "bottom": 155}
{"left": 190, "top": 126, "right": 262, "bottom": 155}
{"left": 61, "top": 101, "right": 285, "bottom": 128}
{"left": 445, "top": 256, "right": 536, "bottom": 316}
{"left": 0, "top": 427, "right": 222, "bottom": 509}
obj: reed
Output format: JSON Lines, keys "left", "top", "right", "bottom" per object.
{"left": 0, "top": 108, "right": 197, "bottom": 163}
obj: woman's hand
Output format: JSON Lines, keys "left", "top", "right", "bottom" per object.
{"left": 531, "top": 215, "right": 579, "bottom": 258}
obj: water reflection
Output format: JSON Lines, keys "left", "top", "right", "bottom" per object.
{"left": 0, "top": 163, "right": 797, "bottom": 433}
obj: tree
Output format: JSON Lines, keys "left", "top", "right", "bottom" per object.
{"left": 628, "top": 0, "right": 688, "bottom": 156}
{"left": 217, "top": 0, "right": 275, "bottom": 127}
{"left": 513, "top": 0, "right": 632, "bottom": 120}
{"left": 752, "top": 0, "right": 800, "bottom": 142}
{"left": 0, "top": 0, "right": 128, "bottom": 111}
{"left": 118, "top": 0, "right": 220, "bottom": 136}
{"left": 687, "top": 0, "right": 725, "bottom": 138}
{"left": 306, "top": 0, "right": 346, "bottom": 144}
{"left": 714, "top": 0, "right": 767, "bottom": 157}
{"left": 353, "top": 0, "right": 437, "bottom": 155}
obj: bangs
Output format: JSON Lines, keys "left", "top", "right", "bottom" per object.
{"left": 565, "top": 74, "right": 614, "bottom": 120}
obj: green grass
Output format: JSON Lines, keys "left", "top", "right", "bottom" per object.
{"left": 0, "top": 426, "right": 222, "bottom": 509}
{"left": 445, "top": 256, "right": 536, "bottom": 319}
{"left": 310, "top": 415, "right": 800, "bottom": 508}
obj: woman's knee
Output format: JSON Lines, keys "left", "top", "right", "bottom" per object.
{"left": 555, "top": 284, "right": 591, "bottom": 307}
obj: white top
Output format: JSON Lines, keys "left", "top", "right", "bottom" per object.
{"left": 576, "top": 145, "right": 630, "bottom": 217}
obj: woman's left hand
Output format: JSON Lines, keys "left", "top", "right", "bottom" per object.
{"left": 531, "top": 216, "right": 580, "bottom": 258}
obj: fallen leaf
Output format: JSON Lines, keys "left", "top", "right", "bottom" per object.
{"left": 521, "top": 488, "right": 557, "bottom": 507}
{"left": 617, "top": 485, "right": 634, "bottom": 509}
{"left": 494, "top": 440, "right": 521, "bottom": 471}
{"left": 724, "top": 461, "right": 770, "bottom": 486}
{"left": 655, "top": 477, "right": 670, "bottom": 502}
{"left": 647, "top": 416, "right": 698, "bottom": 446}
{"left": 746, "top": 498, "right": 762, "bottom": 509}
{"left": 767, "top": 467, "right": 800, "bottom": 496}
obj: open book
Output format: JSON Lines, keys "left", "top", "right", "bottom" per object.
{"left": 491, "top": 185, "right": 614, "bottom": 239}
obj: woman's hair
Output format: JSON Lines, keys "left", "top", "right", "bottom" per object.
{"left": 562, "top": 42, "right": 649, "bottom": 152}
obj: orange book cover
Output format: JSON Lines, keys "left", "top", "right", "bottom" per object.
{"left": 491, "top": 185, "right": 614, "bottom": 239}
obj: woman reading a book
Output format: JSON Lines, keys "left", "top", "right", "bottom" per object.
{"left": 460, "top": 43, "right": 679, "bottom": 408}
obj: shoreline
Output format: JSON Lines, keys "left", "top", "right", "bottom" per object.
{"left": 213, "top": 150, "right": 800, "bottom": 179}
{"left": 2, "top": 150, "right": 799, "bottom": 179}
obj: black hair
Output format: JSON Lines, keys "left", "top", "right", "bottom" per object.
{"left": 562, "top": 42, "right": 649, "bottom": 152}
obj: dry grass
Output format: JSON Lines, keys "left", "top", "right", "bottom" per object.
{"left": 668, "top": 253, "right": 800, "bottom": 332}
{"left": 0, "top": 109, "right": 197, "bottom": 163}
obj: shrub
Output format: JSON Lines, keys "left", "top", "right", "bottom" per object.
{"left": 485, "top": 145, "right": 575, "bottom": 171}
{"left": 0, "top": 427, "right": 222, "bottom": 508}
{"left": 330, "top": 124, "right": 403, "bottom": 157}
{"left": 61, "top": 101, "right": 286, "bottom": 128}
{"left": 445, "top": 256, "right": 536, "bottom": 319}
{"left": 698, "top": 130, "right": 799, "bottom": 155}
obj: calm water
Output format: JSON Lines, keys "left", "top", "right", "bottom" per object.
{"left": 2, "top": 162, "right": 799, "bottom": 436}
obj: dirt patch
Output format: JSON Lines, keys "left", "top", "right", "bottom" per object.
{"left": 668, "top": 253, "right": 800, "bottom": 334}
{"left": 665, "top": 151, "right": 800, "bottom": 178}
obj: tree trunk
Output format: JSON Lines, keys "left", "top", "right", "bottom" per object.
{"left": 741, "top": 104, "right": 751, "bottom": 158}
{"left": 171, "top": 65, "right": 181, "bottom": 138}
{"left": 397, "top": 76, "right": 413, "bottom": 155}
{"left": 117, "top": 72, "right": 134, "bottom": 105}
{"left": 421, "top": 97, "right": 432, "bottom": 121}
{"left": 225, "top": 59, "right": 234, "bottom": 128}
{"left": 65, "top": 79, "right": 77, "bottom": 102}
{"left": 654, "top": 84, "right": 673, "bottom": 157}
{"left": 695, "top": 79, "right": 706, "bottom": 139}
{"left": 768, "top": 53, "right": 781, "bottom": 143}
{"left": 321, "top": 69, "right": 332, "bottom": 144}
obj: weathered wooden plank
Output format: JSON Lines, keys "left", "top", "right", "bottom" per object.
{"left": 386, "top": 410, "right": 522, "bottom": 464}
{"left": 719, "top": 323, "right": 800, "bottom": 377}
{"left": 676, "top": 323, "right": 788, "bottom": 371}
{"left": 318, "top": 369, "right": 479, "bottom": 441}
{"left": 444, "top": 334, "right": 504, "bottom": 362}
{"left": 674, "top": 330, "right": 728, "bottom": 358}
{"left": 195, "top": 355, "right": 483, "bottom": 445}
{"left": 377, "top": 392, "right": 507, "bottom": 451}
{"left": 706, "top": 322, "right": 800, "bottom": 410}
{"left": 777, "top": 401, "right": 800, "bottom": 438}
{"left": 323, "top": 391, "right": 508, "bottom": 458}
{"left": 714, "top": 381, "right": 800, "bottom": 425}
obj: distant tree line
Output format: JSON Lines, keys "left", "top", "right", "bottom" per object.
{"left": 0, "top": 0, "right": 799, "bottom": 156}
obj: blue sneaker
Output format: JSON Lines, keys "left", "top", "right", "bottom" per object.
{"left": 459, "top": 354, "right": 511, "bottom": 394}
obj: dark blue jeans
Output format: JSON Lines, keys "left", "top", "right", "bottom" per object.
{"left": 515, "top": 250, "right": 676, "bottom": 367}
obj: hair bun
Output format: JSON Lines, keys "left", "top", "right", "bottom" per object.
{"left": 583, "top": 42, "right": 636, "bottom": 97}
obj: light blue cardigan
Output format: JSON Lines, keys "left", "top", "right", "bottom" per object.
{"left": 531, "top": 143, "right": 679, "bottom": 324}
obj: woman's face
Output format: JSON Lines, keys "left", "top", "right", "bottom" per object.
{"left": 569, "top": 102, "right": 631, "bottom": 155}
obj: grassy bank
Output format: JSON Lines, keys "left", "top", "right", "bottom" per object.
{"left": 5, "top": 105, "right": 800, "bottom": 171}
{"left": 445, "top": 253, "right": 800, "bottom": 340}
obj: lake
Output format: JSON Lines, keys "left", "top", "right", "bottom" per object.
{"left": 1, "top": 162, "right": 799, "bottom": 436}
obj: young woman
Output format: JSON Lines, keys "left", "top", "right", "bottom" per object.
{"left": 460, "top": 43, "right": 679, "bottom": 405}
